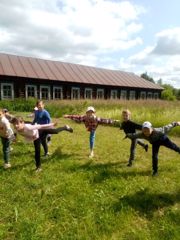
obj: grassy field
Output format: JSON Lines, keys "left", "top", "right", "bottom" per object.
{"left": 0, "top": 100, "right": 180, "bottom": 239}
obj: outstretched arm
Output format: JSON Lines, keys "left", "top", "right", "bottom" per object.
{"left": 126, "top": 132, "right": 144, "bottom": 140}
{"left": 97, "top": 117, "right": 121, "bottom": 127}
{"left": 156, "top": 121, "right": 180, "bottom": 134}
{"left": 25, "top": 122, "right": 56, "bottom": 131}
{"left": 64, "top": 114, "right": 85, "bottom": 123}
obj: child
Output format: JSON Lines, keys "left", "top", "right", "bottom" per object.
{"left": 32, "top": 100, "right": 51, "bottom": 156}
{"left": 120, "top": 109, "right": 148, "bottom": 166}
{"left": 12, "top": 117, "right": 73, "bottom": 172}
{"left": 0, "top": 110, "right": 14, "bottom": 169}
{"left": 64, "top": 106, "right": 116, "bottom": 158}
{"left": 126, "top": 121, "right": 180, "bottom": 176}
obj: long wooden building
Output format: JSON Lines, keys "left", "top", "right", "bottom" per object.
{"left": 0, "top": 53, "right": 163, "bottom": 101}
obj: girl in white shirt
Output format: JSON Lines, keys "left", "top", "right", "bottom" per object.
{"left": 12, "top": 117, "right": 73, "bottom": 172}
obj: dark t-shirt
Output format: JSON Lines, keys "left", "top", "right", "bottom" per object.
{"left": 120, "top": 120, "right": 142, "bottom": 134}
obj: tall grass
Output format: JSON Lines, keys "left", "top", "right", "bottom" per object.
{"left": 1, "top": 99, "right": 179, "bottom": 134}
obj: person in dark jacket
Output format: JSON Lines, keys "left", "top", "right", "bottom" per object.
{"left": 121, "top": 109, "right": 148, "bottom": 166}
{"left": 126, "top": 121, "right": 180, "bottom": 176}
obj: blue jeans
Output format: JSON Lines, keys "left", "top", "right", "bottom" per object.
{"left": 89, "top": 131, "right": 96, "bottom": 150}
{"left": 1, "top": 137, "right": 10, "bottom": 164}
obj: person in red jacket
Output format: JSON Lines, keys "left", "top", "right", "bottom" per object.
{"left": 64, "top": 106, "right": 118, "bottom": 158}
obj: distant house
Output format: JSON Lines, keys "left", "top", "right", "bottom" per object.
{"left": 0, "top": 53, "right": 163, "bottom": 100}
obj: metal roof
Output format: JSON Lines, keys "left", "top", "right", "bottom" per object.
{"left": 0, "top": 53, "right": 163, "bottom": 90}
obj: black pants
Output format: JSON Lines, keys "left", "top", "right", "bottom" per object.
{"left": 39, "top": 126, "right": 68, "bottom": 156}
{"left": 129, "top": 139, "right": 146, "bottom": 161}
{"left": 34, "top": 126, "right": 69, "bottom": 168}
{"left": 152, "top": 135, "right": 180, "bottom": 172}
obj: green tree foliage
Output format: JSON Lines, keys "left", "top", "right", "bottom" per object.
{"left": 161, "top": 88, "right": 176, "bottom": 101}
{"left": 140, "top": 72, "right": 155, "bottom": 83}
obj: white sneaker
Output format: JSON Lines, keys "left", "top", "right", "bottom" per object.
{"left": 4, "top": 163, "right": 11, "bottom": 169}
{"left": 35, "top": 167, "right": 42, "bottom": 173}
{"left": 89, "top": 152, "right": 94, "bottom": 158}
{"left": 65, "top": 125, "right": 73, "bottom": 133}
{"left": 43, "top": 152, "right": 51, "bottom": 158}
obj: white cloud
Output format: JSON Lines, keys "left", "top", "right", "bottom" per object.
{"left": 118, "top": 27, "right": 180, "bottom": 88}
{"left": 0, "top": 0, "right": 144, "bottom": 60}
{"left": 152, "top": 28, "right": 180, "bottom": 55}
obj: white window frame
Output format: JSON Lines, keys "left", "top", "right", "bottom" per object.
{"left": 147, "top": 92, "right": 153, "bottom": 99}
{"left": 120, "top": 90, "right": 127, "bottom": 100}
{"left": 25, "top": 85, "right": 37, "bottom": 99}
{"left": 110, "top": 90, "right": 118, "bottom": 99}
{"left": 1, "top": 83, "right": 14, "bottom": 100}
{"left": 53, "top": 86, "right": 63, "bottom": 99}
{"left": 140, "top": 91, "right": 146, "bottom": 100}
{"left": 84, "top": 88, "right": 92, "bottom": 99}
{"left": 96, "top": 89, "right": 104, "bottom": 99}
{"left": 129, "top": 90, "right": 136, "bottom": 100}
{"left": 154, "top": 92, "right": 159, "bottom": 99}
{"left": 71, "top": 87, "right": 80, "bottom": 99}
{"left": 40, "top": 85, "right": 50, "bottom": 100}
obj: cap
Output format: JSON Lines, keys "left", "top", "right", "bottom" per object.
{"left": 142, "top": 121, "right": 152, "bottom": 129}
{"left": 86, "top": 106, "right": 95, "bottom": 113}
{"left": 2, "top": 108, "right": 8, "bottom": 113}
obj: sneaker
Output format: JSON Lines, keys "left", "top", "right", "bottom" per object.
{"left": 152, "top": 171, "right": 158, "bottom": 176}
{"left": 144, "top": 144, "right": 148, "bottom": 152}
{"left": 4, "top": 163, "right": 11, "bottom": 169}
{"left": 35, "top": 167, "right": 42, "bottom": 173}
{"left": 65, "top": 125, "right": 73, "bottom": 133}
{"left": 127, "top": 161, "right": 132, "bottom": 167}
{"left": 43, "top": 152, "right": 50, "bottom": 158}
{"left": 89, "top": 152, "right": 94, "bottom": 158}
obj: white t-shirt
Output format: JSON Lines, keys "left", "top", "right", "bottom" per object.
{"left": 17, "top": 123, "right": 54, "bottom": 142}
{"left": 0, "top": 116, "right": 14, "bottom": 139}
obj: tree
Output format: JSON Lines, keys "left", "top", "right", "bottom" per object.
{"left": 157, "top": 78, "right": 163, "bottom": 85}
{"left": 140, "top": 72, "right": 155, "bottom": 83}
{"left": 161, "top": 87, "right": 176, "bottom": 101}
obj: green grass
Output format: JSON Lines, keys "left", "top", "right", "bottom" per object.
{"left": 0, "top": 100, "right": 180, "bottom": 239}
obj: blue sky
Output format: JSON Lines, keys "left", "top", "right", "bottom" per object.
{"left": 0, "top": 0, "right": 180, "bottom": 88}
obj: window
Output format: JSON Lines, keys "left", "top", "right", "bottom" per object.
{"left": 111, "top": 90, "right": 118, "bottom": 99}
{"left": 25, "top": 85, "right": 37, "bottom": 99}
{"left": 1, "top": 83, "right": 14, "bottom": 100}
{"left": 97, "top": 89, "right": 104, "bottom": 99}
{"left": 147, "top": 92, "right": 153, "bottom": 99}
{"left": 40, "top": 86, "right": 50, "bottom": 100}
{"left": 154, "top": 92, "right": 159, "bottom": 99}
{"left": 71, "top": 87, "right": 80, "bottom": 99}
{"left": 140, "top": 91, "right": 146, "bottom": 99}
{"left": 120, "top": 90, "right": 127, "bottom": 100}
{"left": 129, "top": 91, "right": 136, "bottom": 100}
{"left": 84, "top": 88, "right": 92, "bottom": 99}
{"left": 53, "top": 86, "right": 63, "bottom": 99}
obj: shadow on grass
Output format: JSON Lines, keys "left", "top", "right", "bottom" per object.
{"left": 112, "top": 188, "right": 180, "bottom": 219}
{"left": 42, "top": 146, "right": 77, "bottom": 164}
{"left": 65, "top": 160, "right": 151, "bottom": 183}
